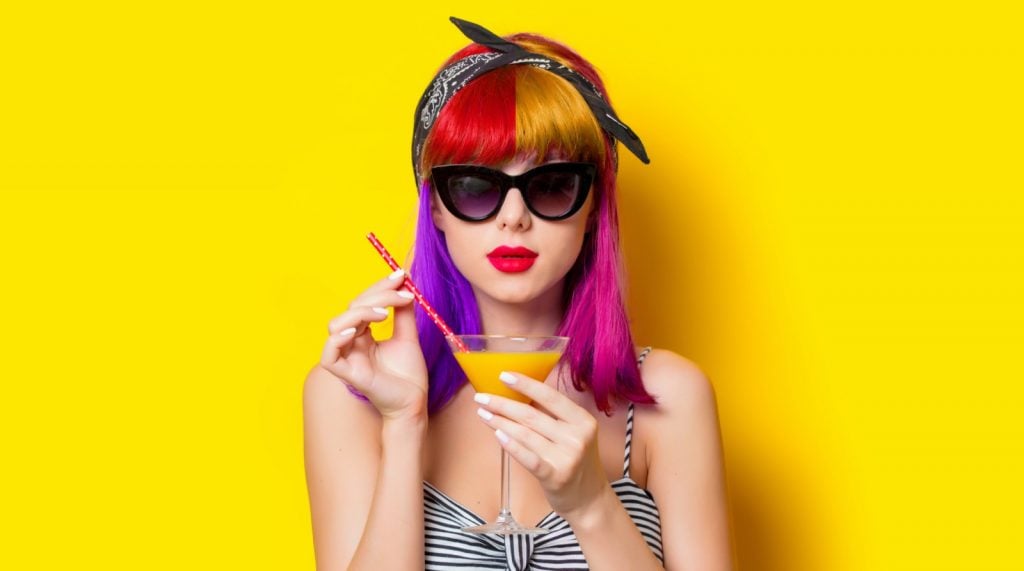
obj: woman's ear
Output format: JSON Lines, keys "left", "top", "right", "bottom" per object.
{"left": 430, "top": 191, "right": 446, "bottom": 232}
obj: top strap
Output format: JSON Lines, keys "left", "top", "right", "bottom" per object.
{"left": 623, "top": 347, "right": 653, "bottom": 479}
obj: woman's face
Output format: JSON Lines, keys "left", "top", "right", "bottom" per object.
{"left": 431, "top": 156, "right": 594, "bottom": 308}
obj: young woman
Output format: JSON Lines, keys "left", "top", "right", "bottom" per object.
{"left": 304, "top": 17, "right": 732, "bottom": 571}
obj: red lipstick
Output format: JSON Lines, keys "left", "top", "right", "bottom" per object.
{"left": 487, "top": 245, "right": 538, "bottom": 273}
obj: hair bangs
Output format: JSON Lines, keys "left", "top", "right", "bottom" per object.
{"left": 514, "top": 66, "right": 607, "bottom": 164}
{"left": 420, "top": 67, "right": 517, "bottom": 174}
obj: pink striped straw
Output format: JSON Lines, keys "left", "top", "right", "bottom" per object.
{"left": 366, "top": 232, "right": 468, "bottom": 352}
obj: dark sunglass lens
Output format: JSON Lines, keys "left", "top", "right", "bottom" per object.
{"left": 447, "top": 174, "right": 501, "bottom": 219}
{"left": 526, "top": 171, "right": 582, "bottom": 217}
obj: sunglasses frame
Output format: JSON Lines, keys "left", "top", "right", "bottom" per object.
{"left": 430, "top": 162, "right": 596, "bottom": 222}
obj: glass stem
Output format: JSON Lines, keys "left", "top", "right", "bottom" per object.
{"left": 499, "top": 448, "right": 512, "bottom": 518}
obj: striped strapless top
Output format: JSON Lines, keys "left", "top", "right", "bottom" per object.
{"left": 423, "top": 348, "right": 663, "bottom": 570}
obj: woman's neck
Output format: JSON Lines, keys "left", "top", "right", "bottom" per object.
{"left": 473, "top": 282, "right": 564, "bottom": 336}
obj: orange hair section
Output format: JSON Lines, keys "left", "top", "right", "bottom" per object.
{"left": 512, "top": 36, "right": 607, "bottom": 165}
{"left": 514, "top": 65, "right": 607, "bottom": 164}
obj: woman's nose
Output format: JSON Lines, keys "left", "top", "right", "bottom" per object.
{"left": 495, "top": 187, "right": 532, "bottom": 231}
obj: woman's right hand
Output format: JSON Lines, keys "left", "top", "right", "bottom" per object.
{"left": 319, "top": 269, "right": 428, "bottom": 423}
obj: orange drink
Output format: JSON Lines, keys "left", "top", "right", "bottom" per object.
{"left": 454, "top": 351, "right": 563, "bottom": 403}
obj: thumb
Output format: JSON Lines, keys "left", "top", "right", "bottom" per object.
{"left": 391, "top": 295, "right": 420, "bottom": 343}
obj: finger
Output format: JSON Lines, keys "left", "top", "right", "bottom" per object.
{"left": 319, "top": 327, "right": 357, "bottom": 380}
{"left": 348, "top": 268, "right": 409, "bottom": 307}
{"left": 391, "top": 291, "right": 419, "bottom": 342}
{"left": 348, "top": 285, "right": 415, "bottom": 312}
{"left": 476, "top": 408, "right": 560, "bottom": 468}
{"left": 327, "top": 304, "right": 399, "bottom": 335}
{"left": 330, "top": 290, "right": 415, "bottom": 333}
{"left": 497, "top": 371, "right": 594, "bottom": 426}
{"left": 492, "top": 426, "right": 548, "bottom": 479}
{"left": 474, "top": 393, "right": 568, "bottom": 445}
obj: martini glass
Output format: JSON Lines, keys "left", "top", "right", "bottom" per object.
{"left": 447, "top": 334, "right": 569, "bottom": 535}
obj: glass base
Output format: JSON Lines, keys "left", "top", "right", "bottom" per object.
{"left": 461, "top": 514, "right": 549, "bottom": 536}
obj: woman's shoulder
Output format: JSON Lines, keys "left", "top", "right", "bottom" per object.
{"left": 627, "top": 347, "right": 721, "bottom": 489}
{"left": 633, "top": 346, "right": 718, "bottom": 417}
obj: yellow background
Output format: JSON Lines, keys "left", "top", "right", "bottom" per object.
{"left": 2, "top": 2, "right": 1021, "bottom": 569}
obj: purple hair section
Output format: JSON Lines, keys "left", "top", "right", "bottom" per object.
{"left": 410, "top": 182, "right": 482, "bottom": 414}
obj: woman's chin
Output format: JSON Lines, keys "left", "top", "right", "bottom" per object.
{"left": 488, "top": 289, "right": 539, "bottom": 305}
{"left": 474, "top": 282, "right": 546, "bottom": 305}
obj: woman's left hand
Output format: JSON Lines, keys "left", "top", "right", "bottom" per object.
{"left": 474, "top": 371, "right": 611, "bottom": 520}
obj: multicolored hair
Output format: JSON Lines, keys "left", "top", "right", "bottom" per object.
{"left": 411, "top": 33, "right": 656, "bottom": 416}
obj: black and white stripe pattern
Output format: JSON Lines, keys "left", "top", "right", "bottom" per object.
{"left": 424, "top": 347, "right": 662, "bottom": 570}
{"left": 623, "top": 346, "right": 652, "bottom": 479}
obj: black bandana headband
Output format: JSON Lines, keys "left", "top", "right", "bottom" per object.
{"left": 412, "top": 17, "right": 650, "bottom": 185}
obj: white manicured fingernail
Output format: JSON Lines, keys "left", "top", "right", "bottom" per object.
{"left": 388, "top": 269, "right": 406, "bottom": 280}
{"left": 473, "top": 393, "right": 491, "bottom": 405}
{"left": 372, "top": 307, "right": 389, "bottom": 315}
{"left": 397, "top": 291, "right": 415, "bottom": 299}
{"left": 477, "top": 408, "right": 493, "bottom": 421}
{"left": 499, "top": 372, "right": 517, "bottom": 385}
{"left": 339, "top": 327, "right": 356, "bottom": 337}
{"left": 495, "top": 429, "right": 510, "bottom": 444}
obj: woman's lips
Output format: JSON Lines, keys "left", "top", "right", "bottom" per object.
{"left": 487, "top": 245, "right": 538, "bottom": 273}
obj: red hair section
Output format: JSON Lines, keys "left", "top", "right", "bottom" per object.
{"left": 421, "top": 66, "right": 517, "bottom": 170}
{"left": 420, "top": 43, "right": 517, "bottom": 172}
